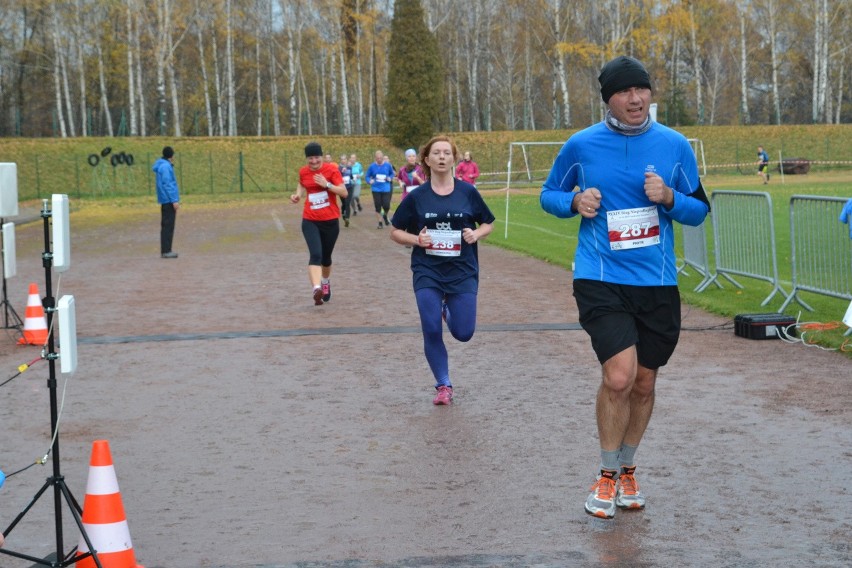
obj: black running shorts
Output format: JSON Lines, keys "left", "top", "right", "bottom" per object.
{"left": 572, "top": 279, "right": 681, "bottom": 369}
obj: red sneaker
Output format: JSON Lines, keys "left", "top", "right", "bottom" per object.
{"left": 432, "top": 385, "right": 453, "bottom": 405}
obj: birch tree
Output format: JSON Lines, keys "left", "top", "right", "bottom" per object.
{"left": 193, "top": 0, "right": 214, "bottom": 136}
{"left": 51, "top": 1, "right": 68, "bottom": 137}
{"left": 226, "top": 0, "right": 237, "bottom": 135}
{"left": 811, "top": 0, "right": 829, "bottom": 123}
{"left": 281, "top": 0, "right": 306, "bottom": 135}
{"left": 267, "top": 0, "right": 281, "bottom": 135}
{"left": 738, "top": 5, "right": 750, "bottom": 124}
{"left": 96, "top": 39, "right": 114, "bottom": 136}
{"left": 73, "top": 0, "right": 87, "bottom": 136}
{"left": 688, "top": 1, "right": 704, "bottom": 124}
{"left": 126, "top": 0, "right": 137, "bottom": 135}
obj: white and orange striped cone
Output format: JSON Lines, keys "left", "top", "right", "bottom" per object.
{"left": 76, "top": 440, "right": 144, "bottom": 568}
{"left": 17, "top": 282, "right": 48, "bottom": 345}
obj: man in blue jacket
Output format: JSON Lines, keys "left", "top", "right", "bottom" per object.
{"left": 152, "top": 146, "right": 180, "bottom": 258}
{"left": 541, "top": 55, "right": 710, "bottom": 519}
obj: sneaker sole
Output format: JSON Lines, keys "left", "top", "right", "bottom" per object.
{"left": 585, "top": 507, "right": 615, "bottom": 519}
{"left": 313, "top": 289, "right": 324, "bottom": 305}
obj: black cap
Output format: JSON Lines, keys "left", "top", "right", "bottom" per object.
{"left": 162, "top": 146, "right": 175, "bottom": 159}
{"left": 598, "top": 56, "right": 652, "bottom": 103}
{"left": 304, "top": 142, "right": 323, "bottom": 158}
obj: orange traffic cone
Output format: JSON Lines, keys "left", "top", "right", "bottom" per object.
{"left": 76, "top": 440, "right": 144, "bottom": 568}
{"left": 17, "top": 282, "right": 48, "bottom": 345}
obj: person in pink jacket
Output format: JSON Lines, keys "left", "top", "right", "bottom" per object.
{"left": 396, "top": 148, "right": 426, "bottom": 201}
{"left": 455, "top": 151, "right": 480, "bottom": 186}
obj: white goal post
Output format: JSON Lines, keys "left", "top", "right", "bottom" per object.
{"left": 688, "top": 138, "right": 707, "bottom": 177}
{"left": 504, "top": 141, "right": 565, "bottom": 239}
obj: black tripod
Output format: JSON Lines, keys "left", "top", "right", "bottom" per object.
{"left": 0, "top": 217, "right": 23, "bottom": 335}
{"left": 0, "top": 201, "right": 102, "bottom": 567}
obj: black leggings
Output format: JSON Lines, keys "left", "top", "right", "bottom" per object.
{"left": 372, "top": 191, "right": 392, "bottom": 215}
{"left": 301, "top": 218, "right": 340, "bottom": 266}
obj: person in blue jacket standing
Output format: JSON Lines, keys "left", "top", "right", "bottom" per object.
{"left": 541, "top": 55, "right": 710, "bottom": 520}
{"left": 152, "top": 146, "right": 180, "bottom": 258}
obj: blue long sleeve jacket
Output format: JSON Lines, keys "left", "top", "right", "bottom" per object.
{"left": 152, "top": 158, "right": 179, "bottom": 204}
{"left": 541, "top": 121, "right": 709, "bottom": 286}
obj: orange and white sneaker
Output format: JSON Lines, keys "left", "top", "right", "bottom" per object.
{"left": 616, "top": 465, "right": 646, "bottom": 510}
{"left": 584, "top": 469, "right": 618, "bottom": 519}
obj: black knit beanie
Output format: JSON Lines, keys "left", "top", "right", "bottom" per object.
{"left": 304, "top": 142, "right": 323, "bottom": 158}
{"left": 598, "top": 56, "right": 652, "bottom": 103}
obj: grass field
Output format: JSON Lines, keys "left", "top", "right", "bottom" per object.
{"left": 1, "top": 124, "right": 851, "bottom": 200}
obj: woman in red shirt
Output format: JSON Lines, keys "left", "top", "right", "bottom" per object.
{"left": 290, "top": 142, "right": 347, "bottom": 305}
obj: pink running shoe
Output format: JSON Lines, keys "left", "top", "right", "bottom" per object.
{"left": 432, "top": 385, "right": 453, "bottom": 405}
{"left": 313, "top": 287, "right": 324, "bottom": 306}
{"left": 321, "top": 281, "right": 331, "bottom": 302}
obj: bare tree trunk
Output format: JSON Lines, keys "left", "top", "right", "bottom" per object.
{"left": 268, "top": 0, "right": 280, "bottom": 136}
{"left": 287, "top": 28, "right": 299, "bottom": 134}
{"left": 76, "top": 38, "right": 87, "bottom": 136}
{"left": 553, "top": 1, "right": 570, "bottom": 128}
{"left": 834, "top": 52, "right": 845, "bottom": 124}
{"left": 156, "top": 64, "right": 167, "bottom": 135}
{"left": 811, "top": 0, "right": 829, "bottom": 123}
{"left": 134, "top": 11, "right": 147, "bottom": 136}
{"left": 338, "top": 44, "right": 351, "bottom": 134}
{"left": 155, "top": 0, "right": 168, "bottom": 134}
{"left": 226, "top": 0, "right": 237, "bottom": 136}
{"left": 97, "top": 41, "right": 114, "bottom": 136}
{"left": 328, "top": 48, "right": 336, "bottom": 133}
{"left": 299, "top": 66, "right": 312, "bottom": 135}
{"left": 524, "top": 29, "right": 534, "bottom": 130}
{"left": 212, "top": 32, "right": 225, "bottom": 135}
{"left": 195, "top": 10, "right": 214, "bottom": 136}
{"left": 466, "top": 1, "right": 482, "bottom": 131}
{"left": 738, "top": 7, "right": 750, "bottom": 124}
{"left": 453, "top": 26, "right": 463, "bottom": 131}
{"left": 51, "top": 2, "right": 67, "bottom": 137}
{"left": 320, "top": 51, "right": 330, "bottom": 134}
{"left": 256, "top": 34, "right": 263, "bottom": 136}
{"left": 126, "top": 0, "right": 137, "bottom": 136}
{"left": 165, "top": 6, "right": 182, "bottom": 138}
{"left": 60, "top": 36, "right": 76, "bottom": 137}
{"left": 767, "top": 0, "right": 781, "bottom": 124}
{"left": 167, "top": 55, "right": 181, "bottom": 136}
{"left": 75, "top": 0, "right": 87, "bottom": 136}
{"left": 483, "top": 4, "right": 493, "bottom": 131}
{"left": 368, "top": 38, "right": 375, "bottom": 133}
{"left": 689, "top": 2, "right": 703, "bottom": 124}
{"left": 354, "top": 0, "right": 364, "bottom": 133}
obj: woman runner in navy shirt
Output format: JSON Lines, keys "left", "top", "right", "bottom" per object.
{"left": 390, "top": 136, "right": 495, "bottom": 405}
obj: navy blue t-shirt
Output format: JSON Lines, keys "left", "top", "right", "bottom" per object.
{"left": 391, "top": 179, "right": 495, "bottom": 294}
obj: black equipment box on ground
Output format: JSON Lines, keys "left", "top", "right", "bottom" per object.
{"left": 734, "top": 313, "right": 797, "bottom": 340}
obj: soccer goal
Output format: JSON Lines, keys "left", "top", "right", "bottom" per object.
{"left": 503, "top": 141, "right": 564, "bottom": 239}
{"left": 688, "top": 138, "right": 707, "bottom": 176}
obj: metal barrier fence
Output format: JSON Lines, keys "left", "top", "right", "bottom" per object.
{"left": 676, "top": 221, "right": 718, "bottom": 292}
{"left": 705, "top": 190, "right": 790, "bottom": 306}
{"left": 780, "top": 196, "right": 852, "bottom": 314}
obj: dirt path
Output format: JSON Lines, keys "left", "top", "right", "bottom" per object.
{"left": 1, "top": 200, "right": 849, "bottom": 567}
